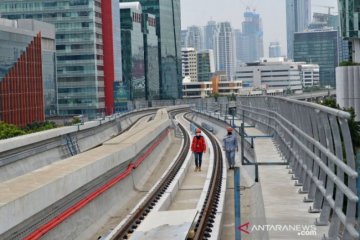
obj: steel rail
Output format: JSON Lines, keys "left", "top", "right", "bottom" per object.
{"left": 184, "top": 114, "right": 224, "bottom": 240}
{"left": 111, "top": 111, "right": 190, "bottom": 239}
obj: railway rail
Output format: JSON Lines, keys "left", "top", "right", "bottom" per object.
{"left": 109, "top": 112, "right": 224, "bottom": 240}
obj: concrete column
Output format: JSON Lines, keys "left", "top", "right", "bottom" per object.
{"left": 349, "top": 66, "right": 355, "bottom": 108}
{"left": 336, "top": 67, "right": 345, "bottom": 108}
{"left": 352, "top": 39, "right": 360, "bottom": 63}
{"left": 354, "top": 67, "right": 360, "bottom": 121}
{"left": 344, "top": 66, "right": 351, "bottom": 108}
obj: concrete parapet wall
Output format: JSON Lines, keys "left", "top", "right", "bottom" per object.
{"left": 47, "top": 132, "right": 174, "bottom": 240}
{"left": 0, "top": 111, "right": 154, "bottom": 182}
{"left": 0, "top": 111, "right": 171, "bottom": 235}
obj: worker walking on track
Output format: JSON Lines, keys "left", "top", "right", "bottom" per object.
{"left": 223, "top": 127, "right": 238, "bottom": 170}
{"left": 191, "top": 128, "right": 206, "bottom": 172}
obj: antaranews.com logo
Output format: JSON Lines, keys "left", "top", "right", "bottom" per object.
{"left": 238, "top": 222, "right": 317, "bottom": 236}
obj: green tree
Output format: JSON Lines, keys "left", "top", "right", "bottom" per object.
{"left": 321, "top": 98, "right": 360, "bottom": 149}
{"left": 0, "top": 121, "right": 26, "bottom": 140}
{"left": 321, "top": 98, "right": 338, "bottom": 109}
{"left": 209, "top": 93, "right": 219, "bottom": 101}
{"left": 23, "top": 121, "right": 57, "bottom": 133}
{"left": 71, "top": 117, "right": 81, "bottom": 125}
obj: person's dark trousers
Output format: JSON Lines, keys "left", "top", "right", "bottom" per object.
{"left": 194, "top": 152, "right": 203, "bottom": 167}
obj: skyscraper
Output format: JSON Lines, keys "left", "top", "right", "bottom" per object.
{"left": 120, "top": 0, "right": 182, "bottom": 99}
{"left": 236, "top": 11, "right": 264, "bottom": 63}
{"left": 120, "top": 3, "right": 145, "bottom": 100}
{"left": 0, "top": 0, "right": 122, "bottom": 118}
{"left": 181, "top": 30, "right": 188, "bottom": 48}
{"left": 143, "top": 13, "right": 160, "bottom": 100}
{"left": 294, "top": 30, "right": 338, "bottom": 87}
{"left": 214, "top": 22, "right": 235, "bottom": 80}
{"left": 286, "top": 0, "right": 311, "bottom": 59}
{"left": 269, "top": 42, "right": 281, "bottom": 58}
{"left": 186, "top": 25, "right": 203, "bottom": 51}
{"left": 234, "top": 29, "right": 242, "bottom": 64}
{"left": 204, "top": 21, "right": 217, "bottom": 50}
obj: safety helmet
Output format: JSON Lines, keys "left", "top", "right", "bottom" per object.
{"left": 227, "top": 127, "right": 233, "bottom": 132}
{"left": 196, "top": 128, "right": 201, "bottom": 133}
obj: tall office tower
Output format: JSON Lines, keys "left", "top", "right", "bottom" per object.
{"left": 204, "top": 20, "right": 217, "bottom": 50}
{"left": 214, "top": 22, "right": 235, "bottom": 80}
{"left": 308, "top": 13, "right": 350, "bottom": 63}
{"left": 0, "top": 0, "right": 122, "bottom": 118}
{"left": 286, "top": 0, "right": 311, "bottom": 59}
{"left": 197, "top": 50, "right": 215, "bottom": 82}
{"left": 0, "top": 19, "right": 56, "bottom": 126}
{"left": 236, "top": 11, "right": 264, "bottom": 64}
{"left": 234, "top": 29, "right": 242, "bottom": 65}
{"left": 181, "top": 48, "right": 198, "bottom": 82}
{"left": 269, "top": 42, "right": 282, "bottom": 58}
{"left": 143, "top": 13, "right": 160, "bottom": 100}
{"left": 294, "top": 30, "right": 338, "bottom": 87}
{"left": 120, "top": 3, "right": 145, "bottom": 100}
{"left": 121, "top": 0, "right": 182, "bottom": 99}
{"left": 186, "top": 25, "right": 203, "bottom": 51}
{"left": 181, "top": 30, "right": 188, "bottom": 48}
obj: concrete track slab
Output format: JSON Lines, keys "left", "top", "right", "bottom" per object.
{"left": 167, "top": 138, "right": 210, "bottom": 211}
{"left": 131, "top": 209, "right": 197, "bottom": 240}
{"left": 92, "top": 135, "right": 182, "bottom": 239}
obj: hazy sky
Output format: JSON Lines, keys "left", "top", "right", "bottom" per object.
{"left": 181, "top": 0, "right": 338, "bottom": 57}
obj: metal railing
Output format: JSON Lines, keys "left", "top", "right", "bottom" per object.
{"left": 237, "top": 96, "right": 358, "bottom": 239}
{"left": 189, "top": 96, "right": 359, "bottom": 239}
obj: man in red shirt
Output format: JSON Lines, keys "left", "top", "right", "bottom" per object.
{"left": 191, "top": 128, "right": 207, "bottom": 172}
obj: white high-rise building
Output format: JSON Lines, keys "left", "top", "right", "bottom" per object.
{"left": 181, "top": 48, "right": 198, "bottom": 82}
{"left": 186, "top": 25, "right": 203, "bottom": 51}
{"left": 214, "top": 22, "right": 235, "bottom": 80}
{"left": 286, "top": 0, "right": 311, "bottom": 59}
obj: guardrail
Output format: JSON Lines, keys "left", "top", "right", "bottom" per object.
{"left": 191, "top": 96, "right": 359, "bottom": 239}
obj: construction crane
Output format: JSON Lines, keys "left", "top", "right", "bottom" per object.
{"left": 312, "top": 5, "right": 335, "bottom": 15}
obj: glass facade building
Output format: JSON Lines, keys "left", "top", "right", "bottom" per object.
{"left": 0, "top": 0, "right": 121, "bottom": 118}
{"left": 338, "top": 0, "right": 360, "bottom": 38}
{"left": 197, "top": 50, "right": 215, "bottom": 82}
{"left": 204, "top": 21, "right": 217, "bottom": 51}
{"left": 143, "top": 13, "right": 160, "bottom": 100}
{"left": 186, "top": 25, "right": 203, "bottom": 51}
{"left": 294, "top": 30, "right": 338, "bottom": 87}
{"left": 120, "top": 7, "right": 145, "bottom": 100}
{"left": 121, "top": 0, "right": 182, "bottom": 99}
{"left": 286, "top": 0, "right": 311, "bottom": 59}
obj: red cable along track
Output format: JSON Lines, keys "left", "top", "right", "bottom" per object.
{"left": 24, "top": 129, "right": 169, "bottom": 240}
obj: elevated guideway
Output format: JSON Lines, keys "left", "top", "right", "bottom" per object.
{"left": 0, "top": 97, "right": 358, "bottom": 240}
{"left": 0, "top": 107, "right": 187, "bottom": 239}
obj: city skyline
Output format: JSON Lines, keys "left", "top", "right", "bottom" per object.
{"left": 181, "top": 0, "right": 338, "bottom": 57}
